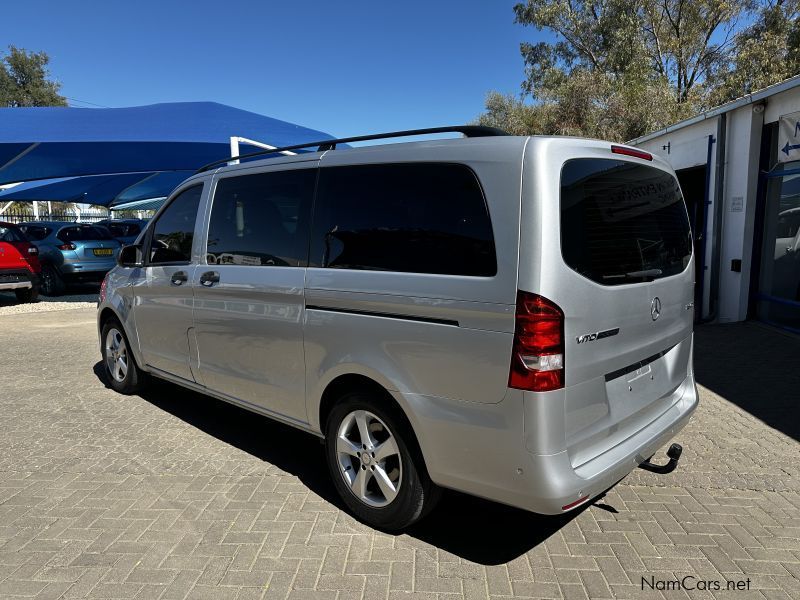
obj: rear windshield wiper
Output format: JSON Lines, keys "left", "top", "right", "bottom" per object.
{"left": 602, "top": 268, "right": 663, "bottom": 281}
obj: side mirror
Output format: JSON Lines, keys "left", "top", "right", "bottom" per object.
{"left": 118, "top": 244, "right": 144, "bottom": 268}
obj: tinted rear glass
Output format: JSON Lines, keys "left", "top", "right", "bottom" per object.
{"left": 57, "top": 226, "right": 113, "bottom": 242}
{"left": 561, "top": 158, "right": 692, "bottom": 285}
{"left": 20, "top": 225, "right": 50, "bottom": 241}
{"left": 311, "top": 163, "right": 496, "bottom": 276}
{"left": 104, "top": 222, "right": 141, "bottom": 237}
{"left": 0, "top": 226, "right": 24, "bottom": 242}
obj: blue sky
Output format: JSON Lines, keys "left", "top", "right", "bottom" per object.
{"left": 4, "top": 1, "right": 540, "bottom": 137}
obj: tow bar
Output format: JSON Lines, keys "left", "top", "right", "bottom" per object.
{"left": 638, "top": 443, "right": 683, "bottom": 474}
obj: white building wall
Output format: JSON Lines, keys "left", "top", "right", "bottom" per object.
{"left": 717, "top": 105, "right": 763, "bottom": 322}
{"left": 636, "top": 119, "right": 717, "bottom": 170}
{"left": 764, "top": 85, "right": 800, "bottom": 123}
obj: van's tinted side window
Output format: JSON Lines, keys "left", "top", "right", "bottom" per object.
{"left": 561, "top": 159, "right": 692, "bottom": 285}
{"left": 311, "top": 163, "right": 496, "bottom": 276}
{"left": 206, "top": 169, "right": 315, "bottom": 267}
{"left": 150, "top": 185, "right": 203, "bottom": 264}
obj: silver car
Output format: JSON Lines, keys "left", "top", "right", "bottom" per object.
{"left": 97, "top": 128, "right": 698, "bottom": 530}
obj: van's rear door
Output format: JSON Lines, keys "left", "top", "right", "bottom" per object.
{"left": 537, "top": 151, "right": 695, "bottom": 468}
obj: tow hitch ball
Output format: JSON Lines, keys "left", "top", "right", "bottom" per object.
{"left": 638, "top": 443, "right": 683, "bottom": 474}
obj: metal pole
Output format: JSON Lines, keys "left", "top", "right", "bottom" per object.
{"left": 229, "top": 137, "right": 240, "bottom": 166}
{"left": 228, "top": 136, "right": 296, "bottom": 166}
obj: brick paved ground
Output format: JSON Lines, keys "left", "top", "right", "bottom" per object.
{"left": 0, "top": 307, "right": 798, "bottom": 599}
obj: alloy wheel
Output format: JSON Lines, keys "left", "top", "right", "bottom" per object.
{"left": 104, "top": 328, "right": 129, "bottom": 383}
{"left": 336, "top": 409, "right": 403, "bottom": 507}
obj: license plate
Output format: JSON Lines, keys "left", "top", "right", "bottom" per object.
{"left": 93, "top": 248, "right": 113, "bottom": 256}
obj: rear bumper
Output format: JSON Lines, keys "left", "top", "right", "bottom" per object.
{"left": 0, "top": 270, "right": 39, "bottom": 291}
{"left": 520, "top": 377, "right": 698, "bottom": 513}
{"left": 60, "top": 263, "right": 114, "bottom": 279}
{"left": 401, "top": 371, "right": 698, "bottom": 515}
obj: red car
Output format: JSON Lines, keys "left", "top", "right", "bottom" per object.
{"left": 0, "top": 221, "right": 41, "bottom": 303}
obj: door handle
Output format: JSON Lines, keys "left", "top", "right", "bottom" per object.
{"left": 199, "top": 271, "right": 220, "bottom": 286}
{"left": 170, "top": 271, "right": 188, "bottom": 286}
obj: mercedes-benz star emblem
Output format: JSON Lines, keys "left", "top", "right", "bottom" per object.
{"left": 651, "top": 297, "right": 662, "bottom": 321}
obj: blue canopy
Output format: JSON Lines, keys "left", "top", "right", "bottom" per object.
{"left": 0, "top": 101, "right": 334, "bottom": 188}
{"left": 0, "top": 172, "right": 193, "bottom": 206}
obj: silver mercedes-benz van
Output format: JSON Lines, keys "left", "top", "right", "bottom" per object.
{"left": 97, "top": 127, "right": 698, "bottom": 530}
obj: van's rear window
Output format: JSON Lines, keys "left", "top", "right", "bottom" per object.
{"left": 560, "top": 158, "right": 692, "bottom": 285}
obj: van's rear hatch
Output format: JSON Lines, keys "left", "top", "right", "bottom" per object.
{"left": 556, "top": 155, "right": 695, "bottom": 470}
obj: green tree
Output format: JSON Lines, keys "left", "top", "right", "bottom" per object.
{"left": 710, "top": 0, "right": 800, "bottom": 104}
{"left": 0, "top": 45, "right": 67, "bottom": 107}
{"left": 479, "top": 0, "right": 750, "bottom": 140}
{"left": 639, "top": 0, "right": 745, "bottom": 104}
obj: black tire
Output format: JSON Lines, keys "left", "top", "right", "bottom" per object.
{"left": 14, "top": 287, "right": 39, "bottom": 303}
{"left": 40, "top": 263, "right": 65, "bottom": 296}
{"left": 100, "top": 318, "right": 148, "bottom": 395}
{"left": 325, "top": 392, "right": 440, "bottom": 531}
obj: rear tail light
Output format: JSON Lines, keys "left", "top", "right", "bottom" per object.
{"left": 58, "top": 243, "right": 77, "bottom": 251}
{"left": 611, "top": 145, "right": 653, "bottom": 161}
{"left": 508, "top": 291, "right": 565, "bottom": 392}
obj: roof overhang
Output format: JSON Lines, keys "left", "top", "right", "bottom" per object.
{"left": 630, "top": 74, "right": 800, "bottom": 144}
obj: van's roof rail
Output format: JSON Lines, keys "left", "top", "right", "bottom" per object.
{"left": 195, "top": 125, "right": 509, "bottom": 174}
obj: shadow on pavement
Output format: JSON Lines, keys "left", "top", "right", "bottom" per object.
{"left": 694, "top": 322, "right": 800, "bottom": 441}
{"left": 405, "top": 493, "right": 577, "bottom": 564}
{"left": 93, "top": 362, "right": 578, "bottom": 564}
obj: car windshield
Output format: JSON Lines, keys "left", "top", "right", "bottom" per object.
{"left": 57, "top": 226, "right": 113, "bottom": 242}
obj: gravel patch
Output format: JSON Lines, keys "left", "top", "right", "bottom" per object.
{"left": 0, "top": 289, "right": 98, "bottom": 316}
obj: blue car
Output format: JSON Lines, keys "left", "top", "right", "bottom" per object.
{"left": 18, "top": 221, "right": 121, "bottom": 296}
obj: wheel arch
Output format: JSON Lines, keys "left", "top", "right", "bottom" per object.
{"left": 98, "top": 306, "right": 120, "bottom": 334}
{"left": 98, "top": 305, "right": 146, "bottom": 372}
{"left": 316, "top": 372, "right": 432, "bottom": 479}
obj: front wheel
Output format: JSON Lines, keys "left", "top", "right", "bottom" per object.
{"left": 325, "top": 393, "right": 440, "bottom": 531}
{"left": 101, "top": 319, "right": 147, "bottom": 395}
